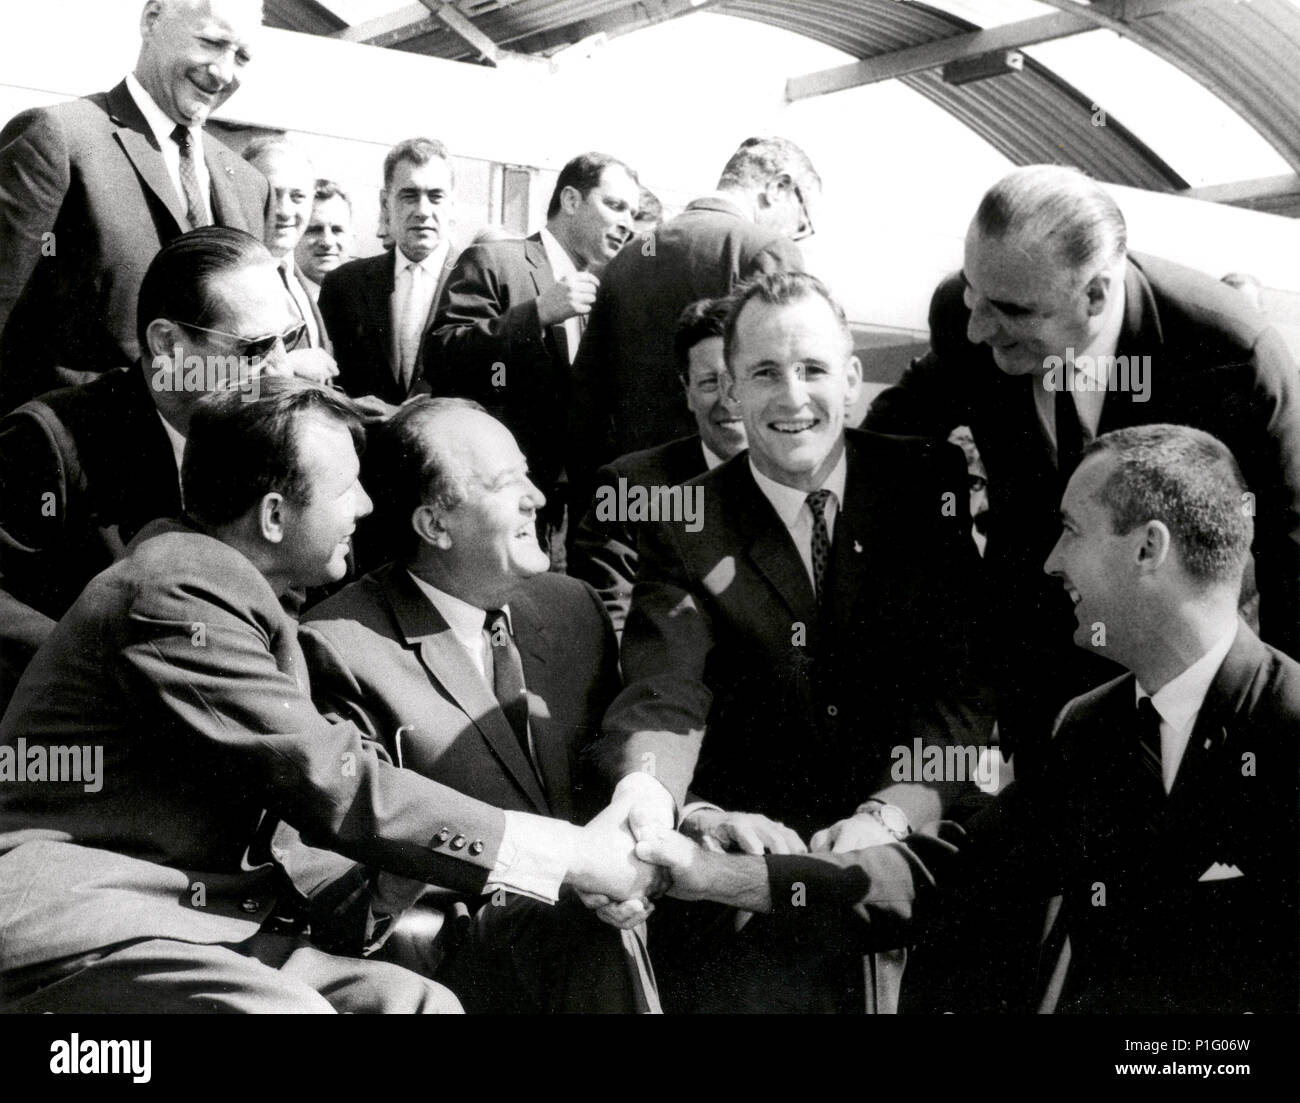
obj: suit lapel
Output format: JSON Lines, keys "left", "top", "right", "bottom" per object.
{"left": 508, "top": 589, "right": 566, "bottom": 818}
{"left": 203, "top": 135, "right": 245, "bottom": 231}
{"left": 524, "top": 234, "right": 569, "bottom": 362}
{"left": 732, "top": 464, "right": 818, "bottom": 628}
{"left": 105, "top": 83, "right": 188, "bottom": 233}
{"left": 382, "top": 568, "right": 549, "bottom": 812}
{"left": 1100, "top": 260, "right": 1164, "bottom": 435}
{"left": 825, "top": 439, "right": 882, "bottom": 622}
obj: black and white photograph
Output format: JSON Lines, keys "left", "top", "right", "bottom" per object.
{"left": 0, "top": 0, "right": 1296, "bottom": 1083}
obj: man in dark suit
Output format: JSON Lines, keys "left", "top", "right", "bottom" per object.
{"left": 0, "top": 0, "right": 271, "bottom": 411}
{"left": 569, "top": 297, "right": 746, "bottom": 631}
{"left": 318, "top": 137, "right": 459, "bottom": 406}
{"left": 863, "top": 165, "right": 1300, "bottom": 770}
{"left": 0, "top": 227, "right": 315, "bottom": 625}
{"left": 567, "top": 137, "right": 818, "bottom": 493}
{"left": 424, "top": 152, "right": 641, "bottom": 568}
{"left": 640, "top": 424, "right": 1300, "bottom": 1014}
{"left": 241, "top": 137, "right": 334, "bottom": 367}
{"left": 0, "top": 377, "right": 659, "bottom": 1013}
{"left": 588, "top": 272, "right": 991, "bottom": 1011}
{"left": 300, "top": 397, "right": 660, "bottom": 1013}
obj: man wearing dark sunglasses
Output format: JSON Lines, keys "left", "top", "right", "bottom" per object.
{"left": 0, "top": 227, "right": 306, "bottom": 632}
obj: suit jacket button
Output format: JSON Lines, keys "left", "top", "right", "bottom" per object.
{"left": 826, "top": 704, "right": 839, "bottom": 717}
{"left": 450, "top": 834, "right": 467, "bottom": 850}
{"left": 240, "top": 899, "right": 260, "bottom": 913}
{"left": 436, "top": 828, "right": 451, "bottom": 844}
{"left": 469, "top": 841, "right": 484, "bottom": 856}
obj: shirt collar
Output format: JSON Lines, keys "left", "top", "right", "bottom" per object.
{"left": 540, "top": 227, "right": 580, "bottom": 279}
{"left": 701, "top": 442, "right": 726, "bottom": 471}
{"left": 748, "top": 446, "right": 849, "bottom": 529}
{"left": 154, "top": 410, "right": 186, "bottom": 488}
{"left": 407, "top": 570, "right": 510, "bottom": 641}
{"left": 1136, "top": 620, "right": 1238, "bottom": 733}
{"left": 125, "top": 72, "right": 190, "bottom": 150}
{"left": 395, "top": 240, "right": 448, "bottom": 279}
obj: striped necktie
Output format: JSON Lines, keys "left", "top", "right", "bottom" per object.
{"left": 170, "top": 125, "right": 210, "bottom": 229}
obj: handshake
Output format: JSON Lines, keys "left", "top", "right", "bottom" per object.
{"left": 563, "top": 773, "right": 905, "bottom": 928}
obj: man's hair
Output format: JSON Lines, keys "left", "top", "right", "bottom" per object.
{"left": 635, "top": 186, "right": 662, "bottom": 225}
{"left": 367, "top": 395, "right": 488, "bottom": 559}
{"left": 183, "top": 376, "right": 364, "bottom": 528}
{"left": 723, "top": 270, "right": 850, "bottom": 367}
{"left": 674, "top": 297, "right": 731, "bottom": 381}
{"left": 313, "top": 178, "right": 351, "bottom": 214}
{"left": 383, "top": 137, "right": 454, "bottom": 192}
{"left": 136, "top": 226, "right": 271, "bottom": 357}
{"left": 241, "top": 135, "right": 311, "bottom": 175}
{"left": 1082, "top": 424, "right": 1253, "bottom": 586}
{"left": 974, "top": 165, "right": 1127, "bottom": 271}
{"left": 546, "top": 152, "right": 638, "bottom": 220}
{"left": 716, "top": 137, "right": 821, "bottom": 195}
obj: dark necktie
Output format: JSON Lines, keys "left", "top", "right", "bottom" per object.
{"left": 1055, "top": 388, "right": 1084, "bottom": 483}
{"left": 170, "top": 125, "right": 210, "bottom": 229}
{"left": 806, "top": 489, "right": 833, "bottom": 604}
{"left": 1135, "top": 696, "right": 1165, "bottom": 791}
{"left": 484, "top": 609, "right": 530, "bottom": 756}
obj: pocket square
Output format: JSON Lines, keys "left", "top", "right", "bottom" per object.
{"left": 1198, "top": 862, "right": 1244, "bottom": 882}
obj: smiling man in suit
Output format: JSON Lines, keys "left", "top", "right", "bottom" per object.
{"left": 639, "top": 423, "right": 1300, "bottom": 1014}
{"left": 0, "top": 0, "right": 271, "bottom": 411}
{"left": 299, "top": 397, "right": 661, "bottom": 1013}
{"left": 319, "top": 137, "right": 459, "bottom": 406}
{"left": 863, "top": 165, "right": 1300, "bottom": 772}
{"left": 589, "top": 271, "right": 990, "bottom": 1011}
{"left": 569, "top": 296, "right": 747, "bottom": 631}
{"left": 423, "top": 152, "right": 641, "bottom": 570}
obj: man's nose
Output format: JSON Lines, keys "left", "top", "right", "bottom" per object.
{"left": 355, "top": 482, "right": 374, "bottom": 521}
{"left": 524, "top": 478, "right": 547, "bottom": 511}
{"left": 209, "top": 51, "right": 238, "bottom": 88}
{"left": 775, "top": 366, "right": 811, "bottom": 405}
{"left": 1043, "top": 535, "right": 1064, "bottom": 578}
{"left": 965, "top": 292, "right": 998, "bottom": 346}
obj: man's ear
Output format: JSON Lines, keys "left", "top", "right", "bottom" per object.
{"left": 145, "top": 318, "right": 183, "bottom": 364}
{"left": 1135, "top": 519, "right": 1171, "bottom": 572}
{"left": 259, "top": 493, "right": 287, "bottom": 544}
{"left": 759, "top": 174, "right": 789, "bottom": 212}
{"left": 843, "top": 354, "right": 863, "bottom": 411}
{"left": 140, "top": 0, "right": 163, "bottom": 38}
{"left": 412, "top": 504, "right": 452, "bottom": 550}
{"left": 1083, "top": 269, "right": 1114, "bottom": 317}
{"left": 560, "top": 185, "right": 583, "bottom": 216}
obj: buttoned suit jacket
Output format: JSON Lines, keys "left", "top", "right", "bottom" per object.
{"left": 569, "top": 434, "right": 709, "bottom": 633}
{"left": 0, "top": 365, "right": 179, "bottom": 622}
{"left": 567, "top": 197, "right": 803, "bottom": 487}
{"left": 422, "top": 232, "right": 575, "bottom": 493}
{"left": 299, "top": 564, "right": 621, "bottom": 825}
{"left": 863, "top": 254, "right": 1300, "bottom": 752}
{"left": 598, "top": 430, "right": 993, "bottom": 838}
{"left": 893, "top": 621, "right": 1300, "bottom": 1013}
{"left": 318, "top": 246, "right": 457, "bottom": 406}
{"left": 0, "top": 520, "right": 514, "bottom": 976}
{"left": 0, "top": 81, "right": 270, "bottom": 410}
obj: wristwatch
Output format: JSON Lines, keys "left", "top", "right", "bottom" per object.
{"left": 856, "top": 799, "right": 911, "bottom": 840}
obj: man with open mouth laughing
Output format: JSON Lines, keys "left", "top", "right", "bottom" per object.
{"left": 0, "top": 0, "right": 271, "bottom": 411}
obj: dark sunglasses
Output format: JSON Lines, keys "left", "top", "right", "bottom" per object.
{"left": 178, "top": 320, "right": 308, "bottom": 362}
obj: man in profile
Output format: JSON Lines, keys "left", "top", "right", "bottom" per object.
{"left": 0, "top": 0, "right": 270, "bottom": 409}
{"left": 0, "top": 377, "right": 660, "bottom": 1012}
{"left": 637, "top": 424, "right": 1299, "bottom": 1014}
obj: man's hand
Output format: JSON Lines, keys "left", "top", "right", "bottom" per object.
{"left": 635, "top": 831, "right": 772, "bottom": 911}
{"left": 278, "top": 347, "right": 340, "bottom": 386}
{"left": 809, "top": 812, "right": 898, "bottom": 854}
{"left": 536, "top": 271, "right": 600, "bottom": 326}
{"left": 566, "top": 818, "right": 666, "bottom": 903}
{"left": 682, "top": 808, "right": 807, "bottom": 855}
{"left": 352, "top": 394, "right": 399, "bottom": 422}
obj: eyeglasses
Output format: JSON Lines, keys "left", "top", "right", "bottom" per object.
{"left": 791, "top": 183, "right": 814, "bottom": 242}
{"left": 178, "top": 320, "right": 308, "bottom": 362}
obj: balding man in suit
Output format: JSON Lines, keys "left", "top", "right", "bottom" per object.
{"left": 0, "top": 0, "right": 270, "bottom": 410}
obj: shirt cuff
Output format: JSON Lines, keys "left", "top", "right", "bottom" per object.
{"left": 484, "top": 810, "right": 579, "bottom": 905}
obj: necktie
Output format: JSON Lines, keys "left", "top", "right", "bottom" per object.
{"left": 397, "top": 262, "right": 425, "bottom": 391}
{"left": 1055, "top": 388, "right": 1084, "bottom": 483}
{"left": 170, "top": 125, "right": 210, "bottom": 229}
{"left": 806, "top": 489, "right": 833, "bottom": 604}
{"left": 1135, "top": 696, "right": 1165, "bottom": 791}
{"left": 484, "top": 609, "right": 530, "bottom": 757}
{"left": 279, "top": 264, "right": 317, "bottom": 347}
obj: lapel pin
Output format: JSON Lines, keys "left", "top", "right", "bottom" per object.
{"left": 224, "top": 166, "right": 234, "bottom": 177}
{"left": 853, "top": 540, "right": 863, "bottom": 554}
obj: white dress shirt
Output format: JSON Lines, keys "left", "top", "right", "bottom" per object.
{"left": 539, "top": 227, "right": 584, "bottom": 364}
{"left": 124, "top": 73, "right": 212, "bottom": 226}
{"left": 1033, "top": 295, "right": 1126, "bottom": 459}
{"left": 748, "top": 449, "right": 849, "bottom": 594}
{"left": 1135, "top": 621, "right": 1238, "bottom": 793}
{"left": 702, "top": 442, "right": 726, "bottom": 471}
{"left": 406, "top": 571, "right": 571, "bottom": 903}
{"left": 278, "top": 257, "right": 320, "bottom": 347}
{"left": 155, "top": 411, "right": 186, "bottom": 493}
{"left": 392, "top": 242, "right": 448, "bottom": 385}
